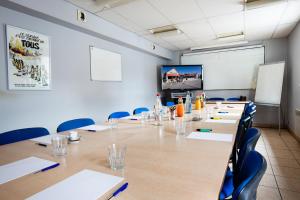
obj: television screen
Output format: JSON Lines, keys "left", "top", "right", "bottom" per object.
{"left": 161, "top": 65, "right": 203, "bottom": 90}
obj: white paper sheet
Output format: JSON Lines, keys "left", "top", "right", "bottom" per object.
{"left": 121, "top": 115, "right": 141, "bottom": 120}
{"left": 215, "top": 113, "right": 240, "bottom": 117}
{"left": 26, "top": 169, "right": 124, "bottom": 200}
{"left": 78, "top": 125, "right": 110, "bottom": 132}
{"left": 205, "top": 119, "right": 237, "bottom": 124}
{"left": 187, "top": 132, "right": 233, "bottom": 142}
{"left": 30, "top": 134, "right": 56, "bottom": 145}
{"left": 0, "top": 157, "right": 57, "bottom": 185}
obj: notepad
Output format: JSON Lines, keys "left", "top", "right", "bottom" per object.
{"left": 187, "top": 132, "right": 233, "bottom": 142}
{"left": 121, "top": 115, "right": 142, "bottom": 120}
{"left": 0, "top": 157, "right": 57, "bottom": 185}
{"left": 30, "top": 134, "right": 56, "bottom": 145}
{"left": 26, "top": 169, "right": 124, "bottom": 200}
{"left": 205, "top": 119, "right": 237, "bottom": 124}
{"left": 78, "top": 125, "right": 110, "bottom": 132}
{"left": 216, "top": 113, "right": 240, "bottom": 117}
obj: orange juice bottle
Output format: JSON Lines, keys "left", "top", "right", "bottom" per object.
{"left": 195, "top": 95, "right": 201, "bottom": 110}
{"left": 177, "top": 97, "right": 184, "bottom": 117}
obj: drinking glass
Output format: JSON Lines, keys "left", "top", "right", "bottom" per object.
{"left": 216, "top": 101, "right": 222, "bottom": 109}
{"left": 51, "top": 135, "right": 68, "bottom": 156}
{"left": 175, "top": 118, "right": 186, "bottom": 135}
{"left": 108, "top": 144, "right": 127, "bottom": 171}
{"left": 141, "top": 111, "right": 149, "bottom": 124}
{"left": 108, "top": 118, "right": 118, "bottom": 129}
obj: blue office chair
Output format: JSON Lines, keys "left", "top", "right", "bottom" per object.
{"left": 108, "top": 111, "right": 130, "bottom": 119}
{"left": 0, "top": 127, "right": 49, "bottom": 145}
{"left": 207, "top": 97, "right": 225, "bottom": 101}
{"left": 220, "top": 128, "right": 261, "bottom": 199}
{"left": 227, "top": 97, "right": 240, "bottom": 101}
{"left": 166, "top": 101, "right": 175, "bottom": 106}
{"left": 57, "top": 118, "right": 95, "bottom": 132}
{"left": 133, "top": 107, "right": 149, "bottom": 115}
{"left": 220, "top": 151, "right": 266, "bottom": 200}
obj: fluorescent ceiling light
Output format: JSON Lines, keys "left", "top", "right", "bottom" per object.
{"left": 217, "top": 32, "right": 245, "bottom": 42}
{"left": 190, "top": 41, "right": 249, "bottom": 51}
{"left": 245, "top": 0, "right": 287, "bottom": 10}
{"left": 149, "top": 25, "right": 182, "bottom": 37}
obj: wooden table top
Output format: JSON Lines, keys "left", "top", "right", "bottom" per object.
{"left": 0, "top": 104, "right": 245, "bottom": 200}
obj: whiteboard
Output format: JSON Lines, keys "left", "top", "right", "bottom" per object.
{"left": 254, "top": 62, "right": 285, "bottom": 105}
{"left": 181, "top": 46, "right": 265, "bottom": 90}
{"left": 90, "top": 46, "right": 122, "bottom": 81}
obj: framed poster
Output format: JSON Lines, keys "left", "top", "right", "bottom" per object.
{"left": 6, "top": 25, "right": 51, "bottom": 90}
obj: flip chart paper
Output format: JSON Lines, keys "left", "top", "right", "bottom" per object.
{"left": 0, "top": 157, "right": 56, "bottom": 184}
{"left": 26, "top": 169, "right": 124, "bottom": 200}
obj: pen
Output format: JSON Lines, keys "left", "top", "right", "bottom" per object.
{"left": 107, "top": 182, "right": 129, "bottom": 200}
{"left": 130, "top": 119, "right": 138, "bottom": 120}
{"left": 87, "top": 129, "right": 96, "bottom": 132}
{"left": 36, "top": 143, "right": 47, "bottom": 147}
{"left": 218, "top": 111, "right": 228, "bottom": 114}
{"left": 196, "top": 128, "right": 212, "bottom": 132}
{"left": 211, "top": 117, "right": 222, "bottom": 120}
{"left": 34, "top": 163, "right": 60, "bottom": 174}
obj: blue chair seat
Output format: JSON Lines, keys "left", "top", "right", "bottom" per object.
{"left": 133, "top": 107, "right": 149, "bottom": 115}
{"left": 108, "top": 111, "right": 130, "bottom": 119}
{"left": 57, "top": 118, "right": 95, "bottom": 132}
{"left": 0, "top": 127, "right": 49, "bottom": 145}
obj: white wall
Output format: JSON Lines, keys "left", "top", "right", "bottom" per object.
{"left": 0, "top": 5, "right": 168, "bottom": 133}
{"left": 288, "top": 22, "right": 300, "bottom": 137}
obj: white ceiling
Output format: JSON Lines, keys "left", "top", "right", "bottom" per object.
{"left": 67, "top": 0, "right": 300, "bottom": 51}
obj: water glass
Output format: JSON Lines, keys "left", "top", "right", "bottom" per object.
{"left": 108, "top": 144, "right": 127, "bottom": 171}
{"left": 141, "top": 111, "right": 149, "bottom": 124}
{"left": 216, "top": 101, "right": 222, "bottom": 109}
{"left": 175, "top": 118, "right": 186, "bottom": 135}
{"left": 51, "top": 135, "right": 68, "bottom": 156}
{"left": 108, "top": 118, "right": 118, "bottom": 129}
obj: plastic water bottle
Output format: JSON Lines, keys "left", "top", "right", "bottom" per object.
{"left": 185, "top": 91, "right": 192, "bottom": 113}
{"left": 154, "top": 93, "right": 163, "bottom": 125}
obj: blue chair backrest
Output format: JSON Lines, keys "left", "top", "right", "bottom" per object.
{"left": 232, "top": 151, "right": 267, "bottom": 200}
{"left": 227, "top": 97, "right": 240, "bottom": 101}
{"left": 0, "top": 127, "right": 49, "bottom": 145}
{"left": 207, "top": 97, "right": 225, "bottom": 101}
{"left": 234, "top": 128, "right": 261, "bottom": 186}
{"left": 166, "top": 101, "right": 175, "bottom": 106}
{"left": 57, "top": 118, "right": 95, "bottom": 132}
{"left": 108, "top": 111, "right": 130, "bottom": 119}
{"left": 133, "top": 107, "right": 149, "bottom": 115}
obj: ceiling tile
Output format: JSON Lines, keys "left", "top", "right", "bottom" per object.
{"left": 280, "top": 0, "right": 300, "bottom": 24}
{"left": 273, "top": 22, "right": 297, "bottom": 38}
{"left": 177, "top": 20, "right": 216, "bottom": 41}
{"left": 208, "top": 12, "right": 244, "bottom": 35}
{"left": 245, "top": 25, "right": 275, "bottom": 41}
{"left": 113, "top": 0, "right": 170, "bottom": 29}
{"left": 148, "top": 0, "right": 205, "bottom": 23}
{"left": 172, "top": 39, "right": 195, "bottom": 50}
{"left": 96, "top": 10, "right": 143, "bottom": 32}
{"left": 245, "top": 3, "right": 287, "bottom": 29}
{"left": 195, "top": 0, "right": 244, "bottom": 18}
{"left": 158, "top": 33, "right": 190, "bottom": 42}
{"left": 67, "top": 0, "right": 103, "bottom": 13}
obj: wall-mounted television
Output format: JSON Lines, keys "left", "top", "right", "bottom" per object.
{"left": 161, "top": 65, "right": 203, "bottom": 90}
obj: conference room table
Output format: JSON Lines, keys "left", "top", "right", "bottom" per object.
{"left": 0, "top": 103, "right": 245, "bottom": 200}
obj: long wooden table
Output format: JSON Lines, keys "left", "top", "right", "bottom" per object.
{"left": 0, "top": 104, "right": 245, "bottom": 200}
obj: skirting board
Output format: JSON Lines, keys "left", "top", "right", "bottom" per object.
{"left": 287, "top": 126, "right": 300, "bottom": 143}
